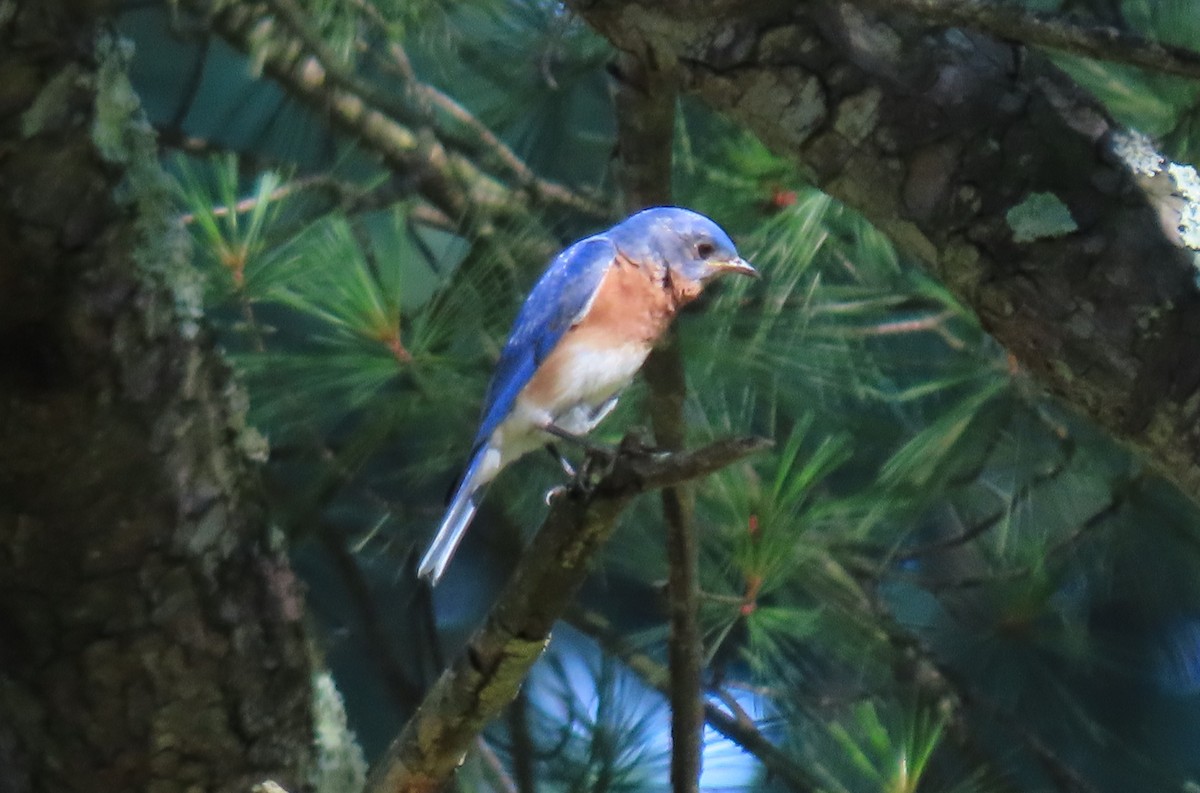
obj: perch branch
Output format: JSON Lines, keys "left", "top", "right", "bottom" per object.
{"left": 365, "top": 435, "right": 771, "bottom": 793}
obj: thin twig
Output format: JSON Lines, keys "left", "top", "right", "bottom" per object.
{"left": 858, "top": 0, "right": 1200, "bottom": 81}
{"left": 507, "top": 688, "right": 537, "bottom": 793}
{"left": 417, "top": 80, "right": 608, "bottom": 218}
{"left": 897, "top": 428, "right": 1077, "bottom": 561}
{"left": 474, "top": 737, "right": 520, "bottom": 793}
{"left": 365, "top": 435, "right": 771, "bottom": 793}
{"left": 567, "top": 608, "right": 821, "bottom": 793}
{"left": 612, "top": 48, "right": 703, "bottom": 793}
{"left": 645, "top": 336, "right": 706, "bottom": 793}
{"left": 846, "top": 566, "right": 1098, "bottom": 793}
{"left": 176, "top": 169, "right": 454, "bottom": 231}
{"left": 374, "top": 35, "right": 606, "bottom": 218}
{"left": 930, "top": 471, "right": 1140, "bottom": 592}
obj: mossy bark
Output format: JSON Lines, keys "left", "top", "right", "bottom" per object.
{"left": 0, "top": 4, "right": 314, "bottom": 792}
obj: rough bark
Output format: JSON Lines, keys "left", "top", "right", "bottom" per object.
{"left": 570, "top": 0, "right": 1200, "bottom": 498}
{"left": 0, "top": 4, "right": 314, "bottom": 792}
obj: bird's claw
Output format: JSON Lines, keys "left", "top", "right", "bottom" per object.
{"left": 546, "top": 443, "right": 576, "bottom": 477}
{"left": 544, "top": 427, "right": 670, "bottom": 500}
{"left": 544, "top": 484, "right": 569, "bottom": 505}
{"left": 544, "top": 457, "right": 606, "bottom": 502}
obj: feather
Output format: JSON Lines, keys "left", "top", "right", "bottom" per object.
{"left": 417, "top": 447, "right": 495, "bottom": 583}
{"left": 474, "top": 237, "right": 617, "bottom": 446}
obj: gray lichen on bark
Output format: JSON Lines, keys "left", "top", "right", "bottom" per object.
{"left": 0, "top": 8, "right": 317, "bottom": 792}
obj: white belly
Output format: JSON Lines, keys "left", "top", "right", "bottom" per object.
{"left": 488, "top": 339, "right": 651, "bottom": 469}
{"left": 542, "top": 339, "right": 649, "bottom": 416}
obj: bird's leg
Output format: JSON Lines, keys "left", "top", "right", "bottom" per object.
{"left": 541, "top": 435, "right": 593, "bottom": 504}
{"left": 541, "top": 422, "right": 611, "bottom": 455}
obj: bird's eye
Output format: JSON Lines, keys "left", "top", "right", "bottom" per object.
{"left": 696, "top": 242, "right": 716, "bottom": 259}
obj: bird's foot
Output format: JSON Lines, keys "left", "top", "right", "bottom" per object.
{"left": 543, "top": 454, "right": 609, "bottom": 502}
{"left": 578, "top": 445, "right": 615, "bottom": 485}
{"left": 541, "top": 426, "right": 668, "bottom": 500}
{"left": 541, "top": 423, "right": 618, "bottom": 494}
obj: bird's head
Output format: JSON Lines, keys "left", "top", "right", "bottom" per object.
{"left": 610, "top": 207, "right": 758, "bottom": 288}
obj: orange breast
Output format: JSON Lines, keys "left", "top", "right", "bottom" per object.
{"left": 573, "top": 254, "right": 677, "bottom": 347}
{"left": 519, "top": 255, "right": 680, "bottom": 409}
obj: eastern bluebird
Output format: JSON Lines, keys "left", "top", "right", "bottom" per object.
{"left": 418, "top": 207, "right": 757, "bottom": 583}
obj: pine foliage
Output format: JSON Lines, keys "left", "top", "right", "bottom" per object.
{"left": 123, "top": 0, "right": 1200, "bottom": 790}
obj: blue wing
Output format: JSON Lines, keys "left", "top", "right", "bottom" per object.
{"left": 473, "top": 235, "right": 618, "bottom": 447}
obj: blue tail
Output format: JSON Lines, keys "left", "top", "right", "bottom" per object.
{"left": 418, "top": 451, "right": 490, "bottom": 584}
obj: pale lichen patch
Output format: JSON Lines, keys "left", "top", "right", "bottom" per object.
{"left": 93, "top": 33, "right": 204, "bottom": 330}
{"left": 1109, "top": 129, "right": 1200, "bottom": 284}
{"left": 1006, "top": 192, "right": 1078, "bottom": 243}
{"left": 1167, "top": 162, "right": 1200, "bottom": 250}
{"left": 1110, "top": 129, "right": 1163, "bottom": 177}
{"left": 311, "top": 673, "right": 367, "bottom": 793}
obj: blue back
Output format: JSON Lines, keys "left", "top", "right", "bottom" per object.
{"left": 473, "top": 235, "right": 617, "bottom": 447}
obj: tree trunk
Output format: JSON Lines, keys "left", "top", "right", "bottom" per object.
{"left": 0, "top": 4, "right": 314, "bottom": 791}
{"left": 571, "top": 0, "right": 1200, "bottom": 498}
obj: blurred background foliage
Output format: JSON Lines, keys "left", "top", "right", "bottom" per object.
{"left": 120, "top": 0, "right": 1200, "bottom": 790}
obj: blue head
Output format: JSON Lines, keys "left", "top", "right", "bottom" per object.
{"left": 607, "top": 207, "right": 758, "bottom": 285}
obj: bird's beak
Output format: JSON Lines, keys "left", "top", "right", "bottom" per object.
{"left": 713, "top": 256, "right": 759, "bottom": 278}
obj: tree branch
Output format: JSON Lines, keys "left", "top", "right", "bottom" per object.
{"left": 260, "top": 0, "right": 418, "bottom": 125}
{"left": 613, "top": 53, "right": 678, "bottom": 210}
{"left": 176, "top": 169, "right": 454, "bottom": 231}
{"left": 611, "top": 48, "right": 704, "bottom": 793}
{"left": 364, "top": 435, "right": 771, "bottom": 793}
{"left": 373, "top": 36, "right": 610, "bottom": 220}
{"left": 855, "top": 0, "right": 1200, "bottom": 81}
{"left": 650, "top": 341, "right": 705, "bottom": 793}
{"left": 261, "top": 0, "right": 607, "bottom": 219}
{"left": 506, "top": 688, "right": 537, "bottom": 793}
{"left": 268, "top": 0, "right": 607, "bottom": 220}
{"left": 318, "top": 524, "right": 423, "bottom": 712}
{"left": 188, "top": 0, "right": 591, "bottom": 267}
{"left": 567, "top": 608, "right": 821, "bottom": 793}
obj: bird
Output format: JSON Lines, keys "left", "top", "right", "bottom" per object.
{"left": 418, "top": 206, "right": 758, "bottom": 584}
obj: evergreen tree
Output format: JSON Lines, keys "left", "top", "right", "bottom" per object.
{"left": 5, "top": 0, "right": 1200, "bottom": 791}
